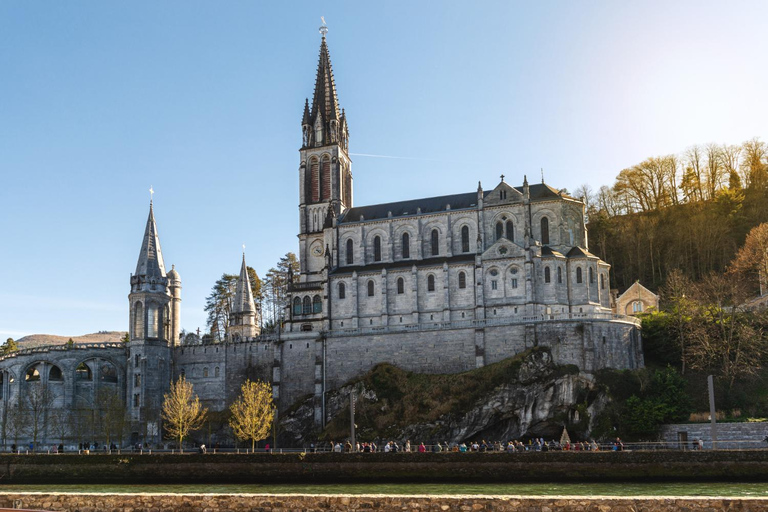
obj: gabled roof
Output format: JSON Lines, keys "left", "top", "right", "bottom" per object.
{"left": 134, "top": 202, "right": 166, "bottom": 279}
{"left": 340, "top": 192, "right": 478, "bottom": 223}
{"left": 566, "top": 247, "right": 598, "bottom": 259}
{"left": 541, "top": 246, "right": 566, "bottom": 258}
{"left": 232, "top": 254, "right": 257, "bottom": 315}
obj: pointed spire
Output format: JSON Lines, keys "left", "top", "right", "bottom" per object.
{"left": 135, "top": 202, "right": 167, "bottom": 279}
{"left": 311, "top": 33, "right": 341, "bottom": 132}
{"left": 302, "top": 98, "right": 311, "bottom": 125}
{"left": 232, "top": 253, "right": 257, "bottom": 315}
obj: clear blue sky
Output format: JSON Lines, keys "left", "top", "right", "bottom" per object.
{"left": 2, "top": 1, "right": 767, "bottom": 341}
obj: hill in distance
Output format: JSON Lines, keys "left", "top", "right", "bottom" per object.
{"left": 13, "top": 331, "right": 127, "bottom": 349}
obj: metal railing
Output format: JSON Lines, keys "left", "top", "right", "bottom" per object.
{"left": 329, "top": 312, "right": 640, "bottom": 338}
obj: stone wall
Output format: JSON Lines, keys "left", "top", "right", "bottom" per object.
{"left": 660, "top": 422, "right": 768, "bottom": 449}
{"left": 3, "top": 494, "right": 768, "bottom": 512}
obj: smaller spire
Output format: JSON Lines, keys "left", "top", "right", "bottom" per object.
{"left": 302, "top": 98, "right": 311, "bottom": 125}
{"left": 232, "top": 253, "right": 256, "bottom": 315}
{"left": 135, "top": 200, "right": 166, "bottom": 279}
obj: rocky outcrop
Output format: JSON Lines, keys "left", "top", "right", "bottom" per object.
{"left": 279, "top": 348, "right": 604, "bottom": 446}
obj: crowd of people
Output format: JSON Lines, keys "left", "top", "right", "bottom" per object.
{"left": 321, "top": 438, "right": 628, "bottom": 453}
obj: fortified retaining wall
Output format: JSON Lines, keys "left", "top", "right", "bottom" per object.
{"left": 3, "top": 451, "right": 768, "bottom": 484}
{"left": 2, "top": 493, "right": 768, "bottom": 511}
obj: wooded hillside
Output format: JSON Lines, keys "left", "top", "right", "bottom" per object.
{"left": 583, "top": 137, "right": 768, "bottom": 291}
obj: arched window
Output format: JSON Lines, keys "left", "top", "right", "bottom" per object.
{"left": 458, "top": 271, "right": 467, "bottom": 289}
{"left": 402, "top": 232, "right": 410, "bottom": 259}
{"left": 576, "top": 267, "right": 583, "bottom": 284}
{"left": 367, "top": 280, "right": 375, "bottom": 297}
{"left": 346, "top": 239, "right": 354, "bottom": 265}
{"left": 589, "top": 267, "right": 594, "bottom": 284}
{"left": 147, "top": 304, "right": 159, "bottom": 338}
{"left": 215, "top": 367, "right": 220, "bottom": 378}
{"left": 558, "top": 267, "right": 563, "bottom": 284}
{"left": 312, "top": 295, "right": 322, "bottom": 313}
{"left": 397, "top": 277, "right": 404, "bottom": 294}
{"left": 76, "top": 362, "right": 92, "bottom": 381}
{"left": 302, "top": 296, "right": 311, "bottom": 314}
{"left": 544, "top": 267, "right": 551, "bottom": 283}
{"left": 427, "top": 274, "right": 435, "bottom": 292}
{"left": 101, "top": 362, "right": 118, "bottom": 383}
{"left": 505, "top": 220, "right": 514, "bottom": 241}
{"left": 431, "top": 229, "right": 439, "bottom": 256}
{"left": 180, "top": 368, "right": 186, "bottom": 378}
{"left": 203, "top": 367, "right": 209, "bottom": 378}
{"left": 600, "top": 274, "right": 605, "bottom": 289}
{"left": 633, "top": 301, "right": 644, "bottom": 313}
{"left": 496, "top": 222, "right": 503, "bottom": 241}
{"left": 541, "top": 216, "right": 550, "bottom": 245}
{"left": 133, "top": 301, "right": 143, "bottom": 340}
{"left": 461, "top": 226, "right": 470, "bottom": 253}
{"left": 309, "top": 157, "right": 319, "bottom": 202}
{"left": 293, "top": 297, "right": 302, "bottom": 315}
{"left": 373, "top": 236, "right": 382, "bottom": 262}
{"left": 338, "top": 282, "right": 346, "bottom": 299}
{"left": 49, "top": 365, "right": 63, "bottom": 382}
{"left": 25, "top": 366, "right": 40, "bottom": 382}
{"left": 321, "top": 156, "right": 331, "bottom": 200}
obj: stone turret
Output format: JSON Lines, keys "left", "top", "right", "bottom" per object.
{"left": 127, "top": 200, "right": 174, "bottom": 438}
{"left": 229, "top": 253, "right": 260, "bottom": 340}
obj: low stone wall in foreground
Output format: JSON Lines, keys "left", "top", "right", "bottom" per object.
{"left": 2, "top": 493, "right": 768, "bottom": 512}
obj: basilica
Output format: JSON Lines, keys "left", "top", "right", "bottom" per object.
{"left": 0, "top": 30, "right": 643, "bottom": 445}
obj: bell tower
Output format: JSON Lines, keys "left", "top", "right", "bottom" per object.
{"left": 127, "top": 198, "right": 176, "bottom": 437}
{"left": 298, "top": 22, "right": 351, "bottom": 278}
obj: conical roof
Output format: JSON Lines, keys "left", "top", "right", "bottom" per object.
{"left": 134, "top": 202, "right": 166, "bottom": 279}
{"left": 232, "top": 253, "right": 256, "bottom": 314}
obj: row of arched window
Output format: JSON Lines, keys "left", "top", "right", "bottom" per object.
{"left": 293, "top": 295, "right": 323, "bottom": 315}
{"left": 540, "top": 265, "right": 606, "bottom": 289}
{"left": 179, "top": 366, "right": 220, "bottom": 379}
{"left": 345, "top": 226, "right": 473, "bottom": 265}
{"left": 337, "top": 271, "right": 470, "bottom": 298}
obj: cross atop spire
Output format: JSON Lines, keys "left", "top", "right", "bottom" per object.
{"left": 319, "top": 16, "right": 328, "bottom": 37}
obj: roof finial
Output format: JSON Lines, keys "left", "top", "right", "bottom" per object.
{"left": 149, "top": 185, "right": 154, "bottom": 204}
{"left": 541, "top": 168, "right": 545, "bottom": 184}
{"left": 242, "top": 243, "right": 246, "bottom": 256}
{"left": 500, "top": 174, "right": 505, "bottom": 183}
{"left": 319, "top": 16, "right": 328, "bottom": 37}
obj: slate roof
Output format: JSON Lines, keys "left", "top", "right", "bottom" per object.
{"left": 135, "top": 202, "right": 166, "bottom": 279}
{"left": 339, "top": 183, "right": 572, "bottom": 224}
{"left": 566, "top": 247, "right": 599, "bottom": 258}
{"left": 541, "top": 246, "right": 566, "bottom": 257}
{"left": 232, "top": 254, "right": 257, "bottom": 315}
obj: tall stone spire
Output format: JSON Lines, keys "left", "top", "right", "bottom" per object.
{"left": 232, "top": 253, "right": 256, "bottom": 315}
{"left": 311, "top": 33, "right": 341, "bottom": 128}
{"left": 229, "top": 252, "right": 260, "bottom": 340}
{"left": 135, "top": 201, "right": 166, "bottom": 279}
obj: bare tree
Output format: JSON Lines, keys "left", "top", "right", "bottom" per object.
{"left": 24, "top": 384, "right": 55, "bottom": 449}
{"left": 730, "top": 223, "right": 768, "bottom": 297}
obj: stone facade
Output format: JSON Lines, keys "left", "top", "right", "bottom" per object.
{"left": 0, "top": 31, "right": 644, "bottom": 446}
{"left": 3, "top": 494, "right": 768, "bottom": 511}
{"left": 613, "top": 281, "right": 659, "bottom": 316}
